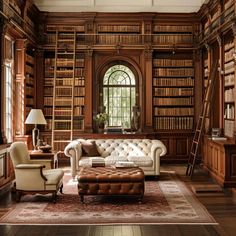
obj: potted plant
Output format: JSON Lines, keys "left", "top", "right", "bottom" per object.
{"left": 93, "top": 112, "right": 109, "bottom": 132}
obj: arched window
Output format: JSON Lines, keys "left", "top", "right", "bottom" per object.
{"left": 103, "top": 64, "right": 136, "bottom": 128}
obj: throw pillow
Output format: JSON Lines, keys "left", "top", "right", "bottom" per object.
{"left": 81, "top": 141, "right": 101, "bottom": 157}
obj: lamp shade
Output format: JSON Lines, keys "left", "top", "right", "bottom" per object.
{"left": 25, "top": 109, "right": 47, "bottom": 125}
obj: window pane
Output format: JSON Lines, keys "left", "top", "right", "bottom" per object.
{"left": 103, "top": 65, "right": 136, "bottom": 127}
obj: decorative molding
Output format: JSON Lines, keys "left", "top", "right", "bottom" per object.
{"left": 216, "top": 35, "right": 222, "bottom": 47}
{"left": 86, "top": 46, "right": 93, "bottom": 58}
{"left": 144, "top": 44, "right": 153, "bottom": 60}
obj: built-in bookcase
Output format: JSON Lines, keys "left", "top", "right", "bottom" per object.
{"left": 224, "top": 32, "right": 235, "bottom": 138}
{"left": 153, "top": 52, "right": 194, "bottom": 130}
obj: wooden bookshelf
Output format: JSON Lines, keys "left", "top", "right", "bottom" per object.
{"left": 153, "top": 52, "right": 194, "bottom": 131}
{"left": 224, "top": 32, "right": 235, "bottom": 138}
{"left": 43, "top": 28, "right": 85, "bottom": 151}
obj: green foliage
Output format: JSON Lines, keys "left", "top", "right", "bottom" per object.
{"left": 93, "top": 112, "right": 109, "bottom": 125}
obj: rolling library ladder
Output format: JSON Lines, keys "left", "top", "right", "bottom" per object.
{"left": 186, "top": 62, "right": 218, "bottom": 177}
{"left": 51, "top": 30, "right": 77, "bottom": 151}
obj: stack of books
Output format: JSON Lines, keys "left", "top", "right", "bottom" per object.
{"left": 91, "top": 157, "right": 105, "bottom": 167}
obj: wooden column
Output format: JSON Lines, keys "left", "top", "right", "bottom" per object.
{"left": 143, "top": 46, "right": 153, "bottom": 132}
{"left": 84, "top": 48, "right": 93, "bottom": 132}
{"left": 217, "top": 35, "right": 224, "bottom": 129}
{"left": 15, "top": 39, "right": 26, "bottom": 136}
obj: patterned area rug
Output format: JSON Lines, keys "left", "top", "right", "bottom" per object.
{"left": 0, "top": 171, "right": 217, "bottom": 225}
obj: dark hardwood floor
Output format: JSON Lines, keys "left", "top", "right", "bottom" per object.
{"left": 0, "top": 164, "right": 235, "bottom": 236}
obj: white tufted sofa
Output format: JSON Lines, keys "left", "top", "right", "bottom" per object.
{"left": 64, "top": 139, "right": 167, "bottom": 178}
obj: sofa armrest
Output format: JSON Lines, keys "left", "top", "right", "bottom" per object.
{"left": 64, "top": 140, "right": 82, "bottom": 178}
{"left": 151, "top": 140, "right": 167, "bottom": 157}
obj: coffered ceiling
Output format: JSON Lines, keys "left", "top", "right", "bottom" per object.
{"left": 33, "top": 0, "right": 209, "bottom": 13}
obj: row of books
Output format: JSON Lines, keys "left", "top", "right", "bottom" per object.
{"left": 224, "top": 61, "right": 235, "bottom": 74}
{"left": 153, "top": 59, "right": 193, "bottom": 67}
{"left": 224, "top": 120, "right": 234, "bottom": 137}
{"left": 153, "top": 87, "right": 194, "bottom": 96}
{"left": 47, "top": 25, "right": 85, "bottom": 32}
{"left": 26, "top": 54, "right": 34, "bottom": 65}
{"left": 44, "top": 77, "right": 85, "bottom": 86}
{"left": 154, "top": 117, "right": 193, "bottom": 130}
{"left": 225, "top": 87, "right": 235, "bottom": 102}
{"left": 97, "top": 35, "right": 140, "bottom": 45}
{"left": 153, "top": 107, "right": 194, "bottom": 116}
{"left": 55, "top": 87, "right": 85, "bottom": 96}
{"left": 26, "top": 98, "right": 34, "bottom": 106}
{"left": 153, "top": 77, "right": 194, "bottom": 87}
{"left": 224, "top": 41, "right": 234, "bottom": 51}
{"left": 153, "top": 97, "right": 194, "bottom": 106}
{"left": 224, "top": 104, "right": 235, "bottom": 119}
{"left": 26, "top": 65, "right": 34, "bottom": 75}
{"left": 153, "top": 25, "right": 193, "bottom": 33}
{"left": 44, "top": 106, "right": 84, "bottom": 117}
{"left": 224, "top": 74, "right": 235, "bottom": 87}
{"left": 224, "top": 47, "right": 234, "bottom": 62}
{"left": 25, "top": 77, "right": 34, "bottom": 86}
{"left": 56, "top": 68, "right": 84, "bottom": 77}
{"left": 153, "top": 34, "right": 193, "bottom": 44}
{"left": 153, "top": 68, "right": 194, "bottom": 77}
{"left": 54, "top": 120, "right": 84, "bottom": 130}
{"left": 25, "top": 86, "right": 34, "bottom": 96}
{"left": 97, "top": 25, "right": 140, "bottom": 33}
{"left": 45, "top": 58, "right": 85, "bottom": 67}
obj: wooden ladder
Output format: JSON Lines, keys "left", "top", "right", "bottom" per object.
{"left": 186, "top": 62, "right": 218, "bottom": 177}
{"left": 51, "top": 30, "right": 76, "bottom": 151}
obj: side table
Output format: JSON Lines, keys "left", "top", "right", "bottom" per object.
{"left": 29, "top": 151, "right": 58, "bottom": 168}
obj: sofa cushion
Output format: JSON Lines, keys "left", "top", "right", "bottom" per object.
{"left": 104, "top": 156, "right": 128, "bottom": 165}
{"left": 81, "top": 141, "right": 101, "bottom": 157}
{"left": 127, "top": 156, "right": 153, "bottom": 167}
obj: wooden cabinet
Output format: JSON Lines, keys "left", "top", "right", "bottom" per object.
{"left": 203, "top": 136, "right": 236, "bottom": 187}
{"left": 0, "top": 145, "right": 14, "bottom": 190}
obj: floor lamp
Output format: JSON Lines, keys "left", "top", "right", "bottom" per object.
{"left": 25, "top": 109, "right": 47, "bottom": 152}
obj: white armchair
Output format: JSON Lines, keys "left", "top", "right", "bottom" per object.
{"left": 10, "top": 142, "right": 64, "bottom": 203}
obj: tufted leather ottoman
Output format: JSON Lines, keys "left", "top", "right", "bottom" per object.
{"left": 77, "top": 167, "right": 145, "bottom": 203}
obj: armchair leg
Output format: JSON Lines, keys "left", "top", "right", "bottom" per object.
{"left": 59, "top": 183, "right": 63, "bottom": 194}
{"left": 52, "top": 192, "right": 57, "bottom": 203}
{"left": 16, "top": 191, "right": 22, "bottom": 202}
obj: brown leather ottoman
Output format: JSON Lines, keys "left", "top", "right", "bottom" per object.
{"left": 77, "top": 167, "right": 145, "bottom": 202}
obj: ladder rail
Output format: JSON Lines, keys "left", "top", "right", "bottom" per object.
{"left": 186, "top": 62, "right": 218, "bottom": 177}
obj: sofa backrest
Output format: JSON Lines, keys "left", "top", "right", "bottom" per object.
{"left": 80, "top": 139, "right": 157, "bottom": 157}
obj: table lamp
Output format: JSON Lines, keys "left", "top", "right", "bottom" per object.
{"left": 25, "top": 109, "right": 47, "bottom": 152}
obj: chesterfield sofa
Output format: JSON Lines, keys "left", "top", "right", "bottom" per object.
{"left": 64, "top": 139, "right": 167, "bottom": 178}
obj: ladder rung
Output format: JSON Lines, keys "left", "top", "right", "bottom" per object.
{"left": 193, "top": 140, "right": 198, "bottom": 144}
{"left": 53, "top": 140, "right": 71, "bottom": 143}
{"left": 190, "top": 152, "right": 196, "bottom": 156}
